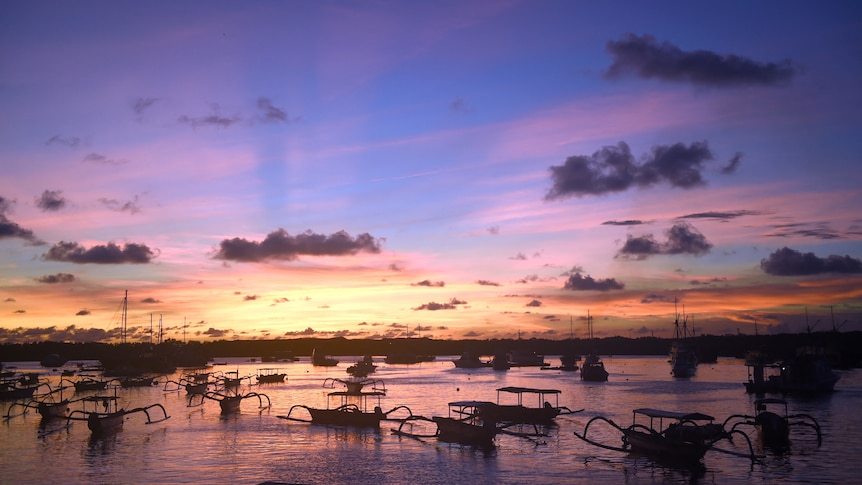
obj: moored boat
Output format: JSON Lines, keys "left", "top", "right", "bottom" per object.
{"left": 476, "top": 387, "right": 577, "bottom": 425}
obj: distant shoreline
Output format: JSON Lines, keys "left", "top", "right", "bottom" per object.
{"left": 2, "top": 331, "right": 860, "bottom": 369}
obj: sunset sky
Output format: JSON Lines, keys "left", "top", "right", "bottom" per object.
{"left": 2, "top": 1, "right": 861, "bottom": 344}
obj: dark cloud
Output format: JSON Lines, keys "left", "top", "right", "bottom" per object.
{"left": 487, "top": 226, "right": 500, "bottom": 235}
{"left": 4, "top": 298, "right": 16, "bottom": 302}
{"left": 677, "top": 210, "right": 761, "bottom": 221}
{"left": 83, "top": 152, "right": 128, "bottom": 166}
{"left": 257, "top": 97, "right": 289, "bottom": 122}
{"left": 243, "top": 295, "right": 260, "bottom": 301}
{"left": 202, "top": 327, "right": 230, "bottom": 338}
{"left": 13, "top": 309, "right": 25, "bottom": 314}
{"left": 450, "top": 97, "right": 473, "bottom": 113}
{"left": 213, "top": 229, "right": 382, "bottom": 262}
{"left": 132, "top": 97, "right": 158, "bottom": 118}
{"left": 476, "top": 279, "right": 501, "bottom": 286}
{"left": 515, "top": 274, "right": 557, "bottom": 284}
{"left": 721, "top": 153, "right": 742, "bottom": 174}
{"left": 563, "top": 271, "right": 624, "bottom": 291}
{"left": 617, "top": 222, "right": 712, "bottom": 260}
{"left": 602, "top": 219, "right": 645, "bottom": 226}
{"left": 35, "top": 189, "right": 67, "bottom": 211}
{"left": 99, "top": 195, "right": 142, "bottom": 214}
{"left": 604, "top": 34, "right": 797, "bottom": 87}
{"left": 509, "top": 252, "right": 528, "bottom": 260}
{"left": 546, "top": 141, "right": 732, "bottom": 199}
{"left": 413, "top": 298, "right": 467, "bottom": 311}
{"left": 690, "top": 277, "right": 728, "bottom": 286}
{"left": 760, "top": 247, "right": 862, "bottom": 276}
{"left": 412, "top": 280, "right": 445, "bottom": 287}
{"left": 641, "top": 293, "right": 676, "bottom": 304}
{"left": 42, "top": 241, "right": 156, "bottom": 264}
{"left": 140, "top": 297, "right": 162, "bottom": 304}
{"left": 0, "top": 325, "right": 123, "bottom": 343}
{"left": 0, "top": 197, "right": 43, "bottom": 244}
{"left": 35, "top": 273, "right": 75, "bottom": 284}
{"left": 76, "top": 310, "right": 91, "bottom": 316}
{"left": 45, "top": 135, "right": 82, "bottom": 148}
{"left": 664, "top": 222, "right": 714, "bottom": 255}
{"left": 178, "top": 104, "right": 241, "bottom": 128}
{"left": 0, "top": 215, "right": 42, "bottom": 244}
{"left": 526, "top": 299, "right": 542, "bottom": 307}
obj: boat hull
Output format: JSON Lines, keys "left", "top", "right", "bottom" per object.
{"left": 624, "top": 429, "right": 709, "bottom": 463}
{"left": 88, "top": 411, "right": 125, "bottom": 435}
{"left": 476, "top": 403, "right": 560, "bottom": 425}
{"left": 308, "top": 407, "right": 383, "bottom": 428}
{"left": 432, "top": 417, "right": 496, "bottom": 447}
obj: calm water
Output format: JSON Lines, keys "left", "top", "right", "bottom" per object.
{"left": 1, "top": 355, "right": 859, "bottom": 484}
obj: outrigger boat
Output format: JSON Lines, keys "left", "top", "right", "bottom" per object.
{"left": 279, "top": 377, "right": 412, "bottom": 428}
{"left": 574, "top": 408, "right": 756, "bottom": 465}
{"left": 63, "top": 375, "right": 109, "bottom": 392}
{"left": 67, "top": 391, "right": 170, "bottom": 435}
{"left": 476, "top": 387, "right": 579, "bottom": 425}
{"left": 4, "top": 383, "right": 79, "bottom": 420}
{"left": 163, "top": 371, "right": 214, "bottom": 395}
{"left": 256, "top": 368, "right": 287, "bottom": 384}
{"left": 393, "top": 401, "right": 498, "bottom": 448}
{"left": 199, "top": 389, "right": 271, "bottom": 415}
{"left": 724, "top": 398, "right": 822, "bottom": 449}
{"left": 0, "top": 373, "right": 44, "bottom": 401}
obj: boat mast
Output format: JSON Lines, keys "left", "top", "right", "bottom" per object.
{"left": 121, "top": 290, "right": 128, "bottom": 344}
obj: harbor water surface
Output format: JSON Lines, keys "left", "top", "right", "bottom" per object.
{"left": 1, "top": 355, "right": 859, "bottom": 484}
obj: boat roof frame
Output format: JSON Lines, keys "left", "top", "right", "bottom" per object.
{"left": 495, "top": 386, "right": 562, "bottom": 407}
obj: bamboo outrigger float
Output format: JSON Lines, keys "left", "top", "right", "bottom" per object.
{"left": 723, "top": 398, "right": 822, "bottom": 449}
{"left": 66, "top": 391, "right": 170, "bottom": 436}
{"left": 199, "top": 390, "right": 271, "bottom": 415}
{"left": 573, "top": 408, "right": 757, "bottom": 465}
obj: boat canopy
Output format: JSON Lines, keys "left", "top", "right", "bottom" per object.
{"left": 496, "top": 386, "right": 561, "bottom": 395}
{"left": 632, "top": 408, "right": 715, "bottom": 421}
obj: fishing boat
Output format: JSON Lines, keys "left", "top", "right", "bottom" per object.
{"left": 279, "top": 377, "right": 412, "bottom": 428}
{"left": 312, "top": 349, "right": 339, "bottom": 367}
{"left": 580, "top": 354, "right": 609, "bottom": 382}
{"left": 393, "top": 401, "right": 498, "bottom": 448}
{"left": 669, "top": 302, "right": 697, "bottom": 378}
{"left": 476, "top": 387, "right": 578, "bottom": 425}
{"left": 744, "top": 346, "right": 839, "bottom": 394}
{"left": 256, "top": 368, "right": 287, "bottom": 384}
{"left": 346, "top": 355, "right": 377, "bottom": 377}
{"left": 574, "top": 407, "right": 755, "bottom": 465}
{"left": 724, "top": 398, "right": 822, "bottom": 449}
{"left": 451, "top": 352, "right": 490, "bottom": 369}
{"left": 491, "top": 350, "right": 510, "bottom": 371}
{"left": 507, "top": 351, "right": 549, "bottom": 368}
{"left": 579, "top": 311, "right": 608, "bottom": 381}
